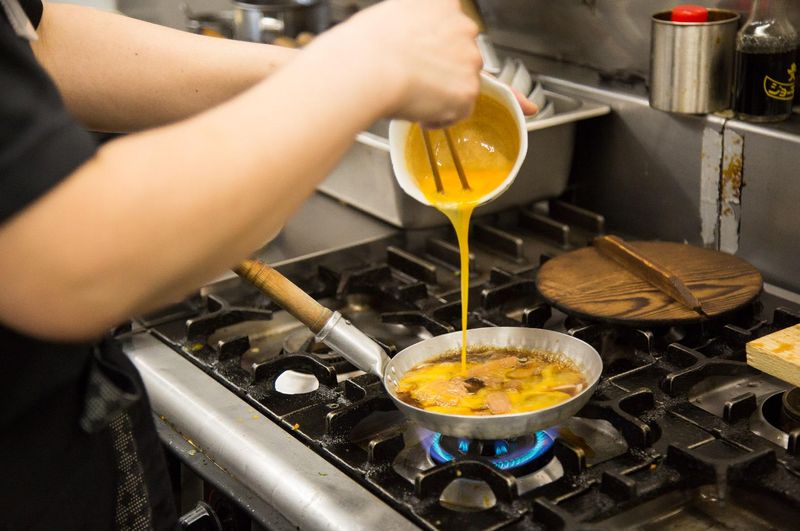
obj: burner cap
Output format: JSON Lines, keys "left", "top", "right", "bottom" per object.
{"left": 782, "top": 388, "right": 800, "bottom": 425}
{"left": 429, "top": 431, "right": 556, "bottom": 471}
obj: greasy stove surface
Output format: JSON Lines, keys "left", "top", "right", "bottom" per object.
{"left": 138, "top": 201, "right": 800, "bottom": 530}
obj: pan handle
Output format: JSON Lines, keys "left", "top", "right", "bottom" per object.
{"left": 235, "top": 259, "right": 390, "bottom": 377}
{"left": 315, "top": 311, "right": 390, "bottom": 378}
{"left": 235, "top": 259, "right": 333, "bottom": 333}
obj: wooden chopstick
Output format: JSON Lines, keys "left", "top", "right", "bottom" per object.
{"left": 421, "top": 128, "right": 444, "bottom": 194}
{"left": 443, "top": 129, "right": 471, "bottom": 191}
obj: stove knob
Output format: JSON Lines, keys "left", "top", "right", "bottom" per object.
{"left": 178, "top": 501, "right": 223, "bottom": 531}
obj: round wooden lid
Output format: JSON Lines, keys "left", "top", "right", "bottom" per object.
{"left": 536, "top": 241, "right": 763, "bottom": 326}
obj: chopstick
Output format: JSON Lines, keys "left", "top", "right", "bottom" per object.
{"left": 444, "top": 129, "right": 471, "bottom": 191}
{"left": 420, "top": 127, "right": 471, "bottom": 194}
{"left": 421, "top": 129, "right": 444, "bottom": 194}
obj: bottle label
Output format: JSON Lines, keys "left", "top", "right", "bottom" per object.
{"left": 734, "top": 50, "right": 797, "bottom": 117}
{"left": 764, "top": 62, "right": 797, "bottom": 101}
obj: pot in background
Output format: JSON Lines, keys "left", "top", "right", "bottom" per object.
{"left": 183, "top": 4, "right": 235, "bottom": 38}
{"left": 233, "top": 0, "right": 329, "bottom": 43}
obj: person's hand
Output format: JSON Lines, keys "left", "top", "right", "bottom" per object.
{"left": 339, "top": 0, "right": 482, "bottom": 128}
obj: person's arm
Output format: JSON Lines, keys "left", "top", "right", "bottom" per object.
{"left": 31, "top": 2, "right": 298, "bottom": 132}
{"left": 32, "top": 3, "right": 535, "bottom": 132}
{"left": 0, "top": 0, "right": 482, "bottom": 342}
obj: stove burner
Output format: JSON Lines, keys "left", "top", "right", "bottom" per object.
{"left": 781, "top": 388, "right": 800, "bottom": 430}
{"left": 429, "top": 431, "right": 556, "bottom": 471}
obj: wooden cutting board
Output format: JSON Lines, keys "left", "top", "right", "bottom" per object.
{"left": 747, "top": 325, "right": 800, "bottom": 387}
{"left": 536, "top": 241, "right": 762, "bottom": 326}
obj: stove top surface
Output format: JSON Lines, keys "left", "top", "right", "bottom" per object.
{"left": 134, "top": 201, "right": 800, "bottom": 530}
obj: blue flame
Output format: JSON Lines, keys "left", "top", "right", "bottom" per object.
{"left": 429, "top": 429, "right": 557, "bottom": 470}
{"left": 495, "top": 440, "right": 509, "bottom": 456}
{"left": 458, "top": 439, "right": 470, "bottom": 454}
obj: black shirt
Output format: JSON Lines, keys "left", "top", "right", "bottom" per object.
{"left": 0, "top": 0, "right": 96, "bottom": 221}
{"left": 0, "top": 2, "right": 176, "bottom": 529}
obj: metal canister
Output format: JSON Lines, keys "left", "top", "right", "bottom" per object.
{"left": 232, "top": 0, "right": 329, "bottom": 43}
{"left": 650, "top": 10, "right": 740, "bottom": 114}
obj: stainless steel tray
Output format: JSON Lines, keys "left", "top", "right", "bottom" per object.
{"left": 319, "top": 90, "right": 611, "bottom": 228}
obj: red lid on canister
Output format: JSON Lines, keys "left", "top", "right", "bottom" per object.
{"left": 671, "top": 4, "right": 709, "bottom": 22}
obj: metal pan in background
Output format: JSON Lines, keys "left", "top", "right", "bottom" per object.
{"left": 232, "top": 0, "right": 329, "bottom": 42}
{"left": 236, "top": 260, "right": 603, "bottom": 440}
{"left": 183, "top": 1, "right": 328, "bottom": 43}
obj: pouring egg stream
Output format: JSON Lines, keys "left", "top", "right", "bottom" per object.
{"left": 404, "top": 93, "right": 520, "bottom": 372}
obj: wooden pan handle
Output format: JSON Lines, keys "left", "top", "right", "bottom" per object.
{"left": 234, "top": 259, "right": 333, "bottom": 333}
{"left": 593, "top": 235, "right": 708, "bottom": 317}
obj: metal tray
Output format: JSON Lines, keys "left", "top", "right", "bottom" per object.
{"left": 319, "top": 90, "right": 611, "bottom": 228}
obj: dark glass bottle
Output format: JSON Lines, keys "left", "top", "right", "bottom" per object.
{"left": 732, "top": 0, "right": 798, "bottom": 122}
{"left": 795, "top": 46, "right": 800, "bottom": 111}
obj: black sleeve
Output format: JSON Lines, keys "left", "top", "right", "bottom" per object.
{"left": 20, "top": 0, "right": 43, "bottom": 28}
{"left": 0, "top": 0, "right": 97, "bottom": 223}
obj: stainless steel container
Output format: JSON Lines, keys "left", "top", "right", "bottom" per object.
{"left": 320, "top": 90, "right": 610, "bottom": 228}
{"left": 650, "top": 9, "right": 740, "bottom": 114}
{"left": 233, "top": 0, "right": 328, "bottom": 42}
{"left": 183, "top": 8, "right": 235, "bottom": 39}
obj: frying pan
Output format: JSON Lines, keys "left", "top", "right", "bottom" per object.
{"left": 235, "top": 260, "right": 602, "bottom": 439}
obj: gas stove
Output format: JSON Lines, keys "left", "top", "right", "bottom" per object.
{"left": 121, "top": 197, "right": 800, "bottom": 530}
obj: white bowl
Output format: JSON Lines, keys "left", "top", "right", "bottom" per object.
{"left": 510, "top": 60, "right": 533, "bottom": 99}
{"left": 534, "top": 101, "right": 555, "bottom": 120}
{"left": 498, "top": 57, "right": 516, "bottom": 85}
{"left": 528, "top": 81, "right": 547, "bottom": 111}
{"left": 388, "top": 74, "right": 529, "bottom": 208}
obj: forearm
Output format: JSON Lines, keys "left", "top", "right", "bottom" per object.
{"left": 0, "top": 25, "right": 393, "bottom": 341}
{"left": 32, "top": 3, "right": 297, "bottom": 132}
